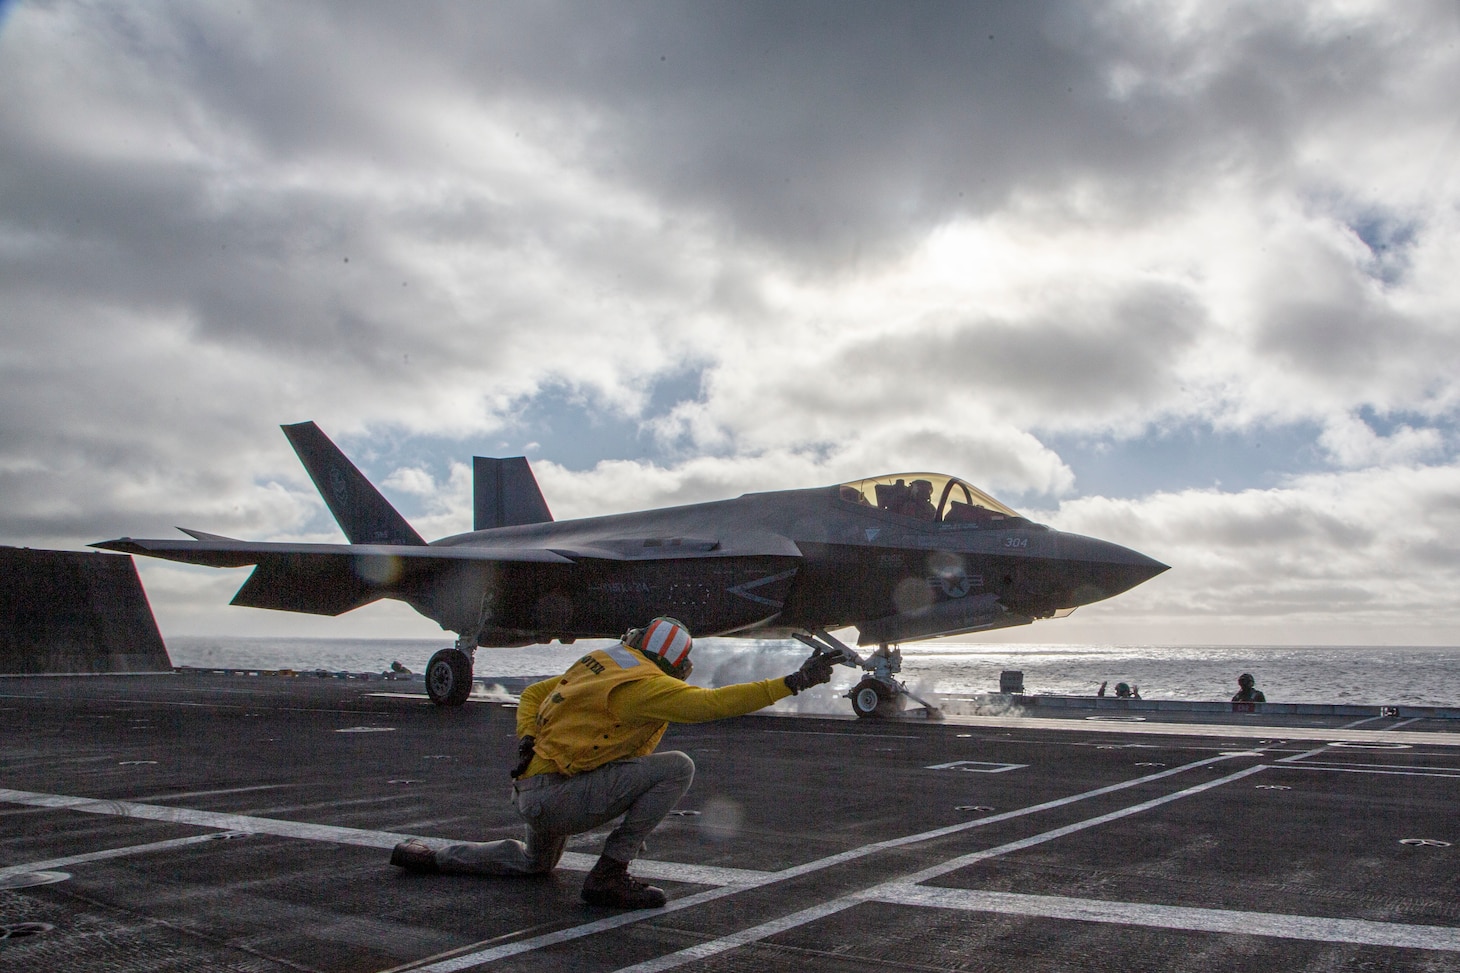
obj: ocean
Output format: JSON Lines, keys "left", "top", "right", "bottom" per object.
{"left": 166, "top": 636, "right": 1460, "bottom": 710}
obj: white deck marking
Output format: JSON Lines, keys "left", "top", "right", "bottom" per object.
{"left": 0, "top": 833, "right": 246, "bottom": 879}
{"left": 409, "top": 754, "right": 1252, "bottom": 972}
{"left": 0, "top": 787, "right": 774, "bottom": 885}
{"left": 934, "top": 714, "right": 1460, "bottom": 747}
{"left": 1277, "top": 745, "right": 1335, "bottom": 763}
{"left": 865, "top": 887, "right": 1460, "bottom": 952}
{"left": 555, "top": 852, "right": 772, "bottom": 886}
{"left": 0, "top": 787, "right": 418, "bottom": 848}
{"left": 1280, "top": 759, "right": 1460, "bottom": 772}
{"left": 1281, "top": 765, "right": 1460, "bottom": 779}
{"left": 610, "top": 766, "right": 1269, "bottom": 973}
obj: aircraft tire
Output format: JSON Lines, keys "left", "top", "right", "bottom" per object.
{"left": 851, "top": 679, "right": 891, "bottom": 718}
{"left": 426, "top": 649, "right": 473, "bottom": 706}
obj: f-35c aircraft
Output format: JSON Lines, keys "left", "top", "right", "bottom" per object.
{"left": 95, "top": 422, "right": 1167, "bottom": 716}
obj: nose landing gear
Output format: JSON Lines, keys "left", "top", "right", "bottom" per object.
{"left": 793, "top": 630, "right": 942, "bottom": 720}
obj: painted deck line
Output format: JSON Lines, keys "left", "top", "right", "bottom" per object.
{"left": 865, "top": 887, "right": 1460, "bottom": 952}
{"left": 1278, "top": 759, "right": 1460, "bottom": 772}
{"left": 0, "top": 832, "right": 246, "bottom": 879}
{"left": 608, "top": 766, "right": 1269, "bottom": 973}
{"left": 898, "top": 766, "right": 1270, "bottom": 886}
{"left": 935, "top": 714, "right": 1460, "bottom": 746}
{"left": 556, "top": 852, "right": 772, "bottom": 886}
{"left": 0, "top": 787, "right": 774, "bottom": 888}
{"left": 411, "top": 755, "right": 1252, "bottom": 972}
{"left": 1279, "top": 765, "right": 1460, "bottom": 779}
{"left": 1277, "top": 745, "right": 1339, "bottom": 763}
{"left": 0, "top": 787, "right": 418, "bottom": 849}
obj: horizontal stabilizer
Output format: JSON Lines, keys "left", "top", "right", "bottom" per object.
{"left": 282, "top": 421, "right": 426, "bottom": 546}
{"left": 474, "top": 457, "right": 553, "bottom": 530}
{"left": 178, "top": 527, "right": 244, "bottom": 542}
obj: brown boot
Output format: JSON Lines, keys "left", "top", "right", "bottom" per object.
{"left": 389, "top": 839, "right": 439, "bottom": 874}
{"left": 580, "top": 856, "right": 666, "bottom": 909}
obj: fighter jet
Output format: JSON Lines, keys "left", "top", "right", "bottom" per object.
{"left": 94, "top": 422, "right": 1167, "bottom": 716}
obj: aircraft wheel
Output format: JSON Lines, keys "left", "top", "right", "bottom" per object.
{"left": 426, "top": 649, "right": 473, "bottom": 706}
{"left": 851, "top": 679, "right": 891, "bottom": 718}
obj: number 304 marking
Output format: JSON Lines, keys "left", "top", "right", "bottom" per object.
{"left": 1003, "top": 537, "right": 1028, "bottom": 549}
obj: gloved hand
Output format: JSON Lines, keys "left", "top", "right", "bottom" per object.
{"left": 784, "top": 652, "right": 836, "bottom": 695}
{"left": 510, "top": 735, "right": 536, "bottom": 779}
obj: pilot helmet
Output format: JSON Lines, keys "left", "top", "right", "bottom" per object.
{"left": 624, "top": 616, "right": 693, "bottom": 667}
{"left": 1115, "top": 682, "right": 1131, "bottom": 697}
{"left": 1238, "top": 673, "right": 1255, "bottom": 688}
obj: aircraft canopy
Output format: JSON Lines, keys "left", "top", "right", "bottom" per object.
{"left": 838, "top": 473, "right": 1023, "bottom": 525}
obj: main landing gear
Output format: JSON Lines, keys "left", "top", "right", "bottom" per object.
{"left": 425, "top": 637, "right": 477, "bottom": 706}
{"left": 793, "top": 630, "right": 943, "bottom": 720}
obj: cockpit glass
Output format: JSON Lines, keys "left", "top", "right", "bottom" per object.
{"left": 838, "top": 473, "right": 1022, "bottom": 525}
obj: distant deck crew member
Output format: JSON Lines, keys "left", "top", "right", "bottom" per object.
{"left": 1232, "top": 673, "right": 1266, "bottom": 703}
{"left": 389, "top": 617, "right": 836, "bottom": 909}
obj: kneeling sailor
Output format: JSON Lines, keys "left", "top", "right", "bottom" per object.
{"left": 390, "top": 616, "right": 836, "bottom": 908}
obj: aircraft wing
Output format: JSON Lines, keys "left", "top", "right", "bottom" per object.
{"left": 91, "top": 537, "right": 575, "bottom": 568}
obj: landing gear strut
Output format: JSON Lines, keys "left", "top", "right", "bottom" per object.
{"left": 793, "top": 630, "right": 942, "bottom": 720}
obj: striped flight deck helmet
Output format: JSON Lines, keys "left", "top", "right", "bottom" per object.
{"left": 625, "top": 616, "right": 693, "bottom": 667}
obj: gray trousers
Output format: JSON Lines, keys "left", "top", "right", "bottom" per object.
{"left": 435, "top": 750, "right": 695, "bottom": 876}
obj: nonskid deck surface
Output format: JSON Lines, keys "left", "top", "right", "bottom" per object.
{"left": 1, "top": 674, "right": 1457, "bottom": 972}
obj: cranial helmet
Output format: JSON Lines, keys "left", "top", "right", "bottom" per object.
{"left": 1238, "top": 673, "right": 1255, "bottom": 688}
{"left": 625, "top": 616, "right": 693, "bottom": 666}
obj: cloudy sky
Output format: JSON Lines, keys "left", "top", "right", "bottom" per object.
{"left": 2, "top": 1, "right": 1458, "bottom": 647}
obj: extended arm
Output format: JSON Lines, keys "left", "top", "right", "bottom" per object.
{"left": 610, "top": 676, "right": 793, "bottom": 724}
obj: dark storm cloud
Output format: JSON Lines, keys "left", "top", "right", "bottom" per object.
{"left": 54, "top": 1, "right": 1431, "bottom": 265}
{"left": 322, "top": 0, "right": 1454, "bottom": 261}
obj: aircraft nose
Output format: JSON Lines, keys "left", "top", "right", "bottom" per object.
{"left": 1057, "top": 533, "right": 1169, "bottom": 603}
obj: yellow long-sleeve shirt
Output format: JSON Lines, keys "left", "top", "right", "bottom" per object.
{"left": 515, "top": 663, "right": 793, "bottom": 778}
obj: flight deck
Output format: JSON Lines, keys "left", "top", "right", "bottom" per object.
{"left": 2, "top": 672, "right": 1457, "bottom": 972}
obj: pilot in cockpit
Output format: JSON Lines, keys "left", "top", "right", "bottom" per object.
{"left": 908, "top": 479, "right": 937, "bottom": 522}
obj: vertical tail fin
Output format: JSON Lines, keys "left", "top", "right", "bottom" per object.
{"left": 281, "top": 422, "right": 426, "bottom": 546}
{"left": 473, "top": 457, "right": 553, "bottom": 530}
